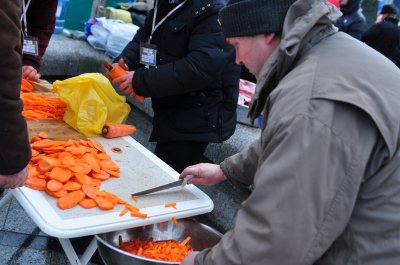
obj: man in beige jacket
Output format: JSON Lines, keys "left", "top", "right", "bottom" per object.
{"left": 180, "top": 0, "right": 400, "bottom": 264}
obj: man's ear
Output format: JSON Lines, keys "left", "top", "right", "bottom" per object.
{"left": 265, "top": 33, "right": 276, "bottom": 44}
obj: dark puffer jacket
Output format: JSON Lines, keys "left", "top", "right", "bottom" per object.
{"left": 115, "top": 0, "right": 240, "bottom": 143}
{"left": 0, "top": 0, "right": 31, "bottom": 174}
{"left": 335, "top": 0, "right": 366, "bottom": 39}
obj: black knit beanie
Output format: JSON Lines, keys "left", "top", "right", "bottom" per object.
{"left": 218, "top": 0, "right": 297, "bottom": 38}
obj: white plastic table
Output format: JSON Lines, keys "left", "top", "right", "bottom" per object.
{"left": 1, "top": 136, "right": 213, "bottom": 265}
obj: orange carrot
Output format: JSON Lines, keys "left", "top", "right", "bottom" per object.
{"left": 21, "top": 78, "right": 33, "bottom": 92}
{"left": 119, "top": 208, "right": 129, "bottom": 216}
{"left": 179, "top": 236, "right": 191, "bottom": 246}
{"left": 46, "top": 179, "right": 63, "bottom": 192}
{"left": 46, "top": 188, "right": 68, "bottom": 198}
{"left": 62, "top": 181, "right": 82, "bottom": 191}
{"left": 79, "top": 198, "right": 97, "bottom": 209}
{"left": 165, "top": 202, "right": 176, "bottom": 208}
{"left": 49, "top": 166, "right": 72, "bottom": 183}
{"left": 94, "top": 197, "right": 115, "bottom": 210}
{"left": 57, "top": 190, "right": 85, "bottom": 209}
{"left": 21, "top": 93, "right": 66, "bottom": 120}
{"left": 25, "top": 177, "right": 47, "bottom": 191}
{"left": 131, "top": 195, "right": 138, "bottom": 202}
{"left": 81, "top": 184, "right": 99, "bottom": 199}
{"left": 101, "top": 123, "right": 137, "bottom": 138}
{"left": 171, "top": 216, "right": 179, "bottom": 227}
{"left": 37, "top": 156, "right": 60, "bottom": 174}
{"left": 38, "top": 131, "right": 49, "bottom": 139}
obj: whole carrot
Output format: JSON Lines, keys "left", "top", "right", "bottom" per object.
{"left": 102, "top": 123, "right": 137, "bottom": 138}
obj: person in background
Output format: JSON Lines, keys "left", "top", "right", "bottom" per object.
{"left": 362, "top": 4, "right": 400, "bottom": 67}
{"left": 21, "top": 0, "right": 58, "bottom": 82}
{"left": 180, "top": 0, "right": 400, "bottom": 264}
{"left": 335, "top": 0, "right": 366, "bottom": 39}
{"left": 0, "top": 0, "right": 32, "bottom": 189}
{"left": 113, "top": 0, "right": 240, "bottom": 173}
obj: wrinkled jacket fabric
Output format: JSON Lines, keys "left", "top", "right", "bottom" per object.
{"left": 196, "top": 0, "right": 400, "bottom": 264}
{"left": 115, "top": 0, "right": 240, "bottom": 143}
{"left": 0, "top": 0, "right": 32, "bottom": 174}
{"left": 22, "top": 0, "right": 57, "bottom": 70}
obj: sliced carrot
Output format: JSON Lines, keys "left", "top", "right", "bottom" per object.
{"left": 62, "top": 181, "right": 82, "bottom": 191}
{"left": 74, "top": 172, "right": 92, "bottom": 185}
{"left": 31, "top": 149, "right": 40, "bottom": 157}
{"left": 130, "top": 212, "right": 148, "bottom": 218}
{"left": 102, "top": 168, "right": 120, "bottom": 178}
{"left": 79, "top": 198, "right": 97, "bottom": 209}
{"left": 119, "top": 208, "right": 129, "bottom": 216}
{"left": 131, "top": 195, "right": 138, "bottom": 202}
{"left": 91, "top": 170, "right": 110, "bottom": 180}
{"left": 171, "top": 216, "right": 179, "bottom": 227}
{"left": 46, "top": 179, "right": 63, "bottom": 192}
{"left": 49, "top": 166, "right": 72, "bottom": 183}
{"left": 82, "top": 184, "right": 99, "bottom": 199}
{"left": 46, "top": 188, "right": 68, "bottom": 198}
{"left": 37, "top": 156, "right": 60, "bottom": 174}
{"left": 25, "top": 177, "right": 46, "bottom": 191}
{"left": 30, "top": 136, "right": 42, "bottom": 143}
{"left": 57, "top": 190, "right": 85, "bottom": 209}
{"left": 38, "top": 131, "right": 49, "bottom": 139}
{"left": 94, "top": 197, "right": 115, "bottom": 210}
{"left": 179, "top": 236, "right": 191, "bottom": 246}
{"left": 165, "top": 202, "right": 176, "bottom": 208}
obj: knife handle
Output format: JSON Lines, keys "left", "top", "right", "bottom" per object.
{"left": 181, "top": 175, "right": 194, "bottom": 186}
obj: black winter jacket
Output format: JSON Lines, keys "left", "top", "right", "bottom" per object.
{"left": 115, "top": 0, "right": 240, "bottom": 143}
{"left": 362, "top": 17, "right": 400, "bottom": 65}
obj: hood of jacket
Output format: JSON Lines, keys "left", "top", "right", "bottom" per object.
{"left": 248, "top": 0, "right": 341, "bottom": 121}
{"left": 340, "top": 0, "right": 362, "bottom": 15}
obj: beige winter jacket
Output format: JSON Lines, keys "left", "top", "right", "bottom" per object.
{"left": 196, "top": 0, "right": 400, "bottom": 264}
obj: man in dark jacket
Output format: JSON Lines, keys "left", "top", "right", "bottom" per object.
{"left": 362, "top": 4, "right": 400, "bottom": 67}
{"left": 335, "top": 0, "right": 366, "bottom": 39}
{"left": 0, "top": 0, "right": 32, "bottom": 188}
{"left": 113, "top": 0, "right": 240, "bottom": 172}
{"left": 21, "top": 0, "right": 58, "bottom": 82}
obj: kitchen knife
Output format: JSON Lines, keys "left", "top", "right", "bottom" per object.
{"left": 131, "top": 175, "right": 194, "bottom": 197}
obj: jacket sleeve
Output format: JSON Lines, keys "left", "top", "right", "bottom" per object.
{"left": 22, "top": 0, "right": 57, "bottom": 70}
{"left": 132, "top": 12, "right": 233, "bottom": 98}
{"left": 0, "top": 1, "right": 32, "bottom": 175}
{"left": 195, "top": 113, "right": 371, "bottom": 265}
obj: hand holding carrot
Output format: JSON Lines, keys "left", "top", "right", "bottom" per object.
{"left": 179, "top": 163, "right": 227, "bottom": 186}
{"left": 0, "top": 166, "right": 29, "bottom": 189}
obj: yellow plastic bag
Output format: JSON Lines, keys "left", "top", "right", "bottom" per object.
{"left": 52, "top": 73, "right": 131, "bottom": 137}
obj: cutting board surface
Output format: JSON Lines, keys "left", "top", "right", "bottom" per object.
{"left": 28, "top": 119, "right": 86, "bottom": 140}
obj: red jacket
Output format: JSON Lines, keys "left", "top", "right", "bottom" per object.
{"left": 22, "top": 0, "right": 58, "bottom": 71}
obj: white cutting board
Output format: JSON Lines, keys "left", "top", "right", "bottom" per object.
{"left": 12, "top": 136, "right": 213, "bottom": 238}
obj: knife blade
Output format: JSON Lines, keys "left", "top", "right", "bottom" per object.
{"left": 131, "top": 175, "right": 194, "bottom": 197}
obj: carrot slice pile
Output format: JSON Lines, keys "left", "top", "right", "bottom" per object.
{"left": 118, "top": 236, "right": 193, "bottom": 262}
{"left": 21, "top": 92, "right": 67, "bottom": 120}
{"left": 25, "top": 134, "right": 149, "bottom": 215}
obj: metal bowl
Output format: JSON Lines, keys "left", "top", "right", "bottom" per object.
{"left": 95, "top": 218, "right": 222, "bottom": 265}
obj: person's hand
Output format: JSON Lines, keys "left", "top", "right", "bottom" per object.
{"left": 111, "top": 58, "right": 129, "bottom": 71}
{"left": 113, "top": 71, "right": 135, "bottom": 97}
{"left": 180, "top": 251, "right": 199, "bottom": 265}
{"left": 0, "top": 166, "right": 29, "bottom": 189}
{"left": 179, "top": 163, "right": 227, "bottom": 186}
{"left": 22, "top": 65, "right": 40, "bottom": 82}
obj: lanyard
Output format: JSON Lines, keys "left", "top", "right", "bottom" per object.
{"left": 20, "top": 0, "right": 32, "bottom": 36}
{"left": 150, "top": 0, "right": 187, "bottom": 41}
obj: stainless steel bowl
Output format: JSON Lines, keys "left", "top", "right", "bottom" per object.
{"left": 95, "top": 218, "right": 222, "bottom": 265}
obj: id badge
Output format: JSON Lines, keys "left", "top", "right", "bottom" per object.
{"left": 140, "top": 42, "right": 157, "bottom": 67}
{"left": 22, "top": 36, "right": 39, "bottom": 56}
